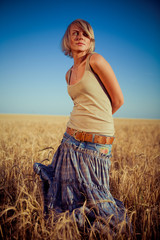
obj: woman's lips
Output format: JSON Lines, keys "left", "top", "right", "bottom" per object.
{"left": 76, "top": 42, "right": 85, "bottom": 45}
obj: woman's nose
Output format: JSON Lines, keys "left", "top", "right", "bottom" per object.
{"left": 77, "top": 32, "right": 84, "bottom": 39}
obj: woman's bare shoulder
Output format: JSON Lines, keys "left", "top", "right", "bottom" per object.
{"left": 90, "top": 53, "right": 109, "bottom": 68}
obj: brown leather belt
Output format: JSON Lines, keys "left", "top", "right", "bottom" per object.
{"left": 66, "top": 127, "right": 114, "bottom": 145}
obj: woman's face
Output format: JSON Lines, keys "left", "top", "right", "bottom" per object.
{"left": 69, "top": 24, "right": 91, "bottom": 55}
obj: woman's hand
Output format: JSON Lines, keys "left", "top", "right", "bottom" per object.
{"left": 90, "top": 53, "right": 124, "bottom": 114}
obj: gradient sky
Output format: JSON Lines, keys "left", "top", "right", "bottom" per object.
{"left": 0, "top": 0, "right": 160, "bottom": 119}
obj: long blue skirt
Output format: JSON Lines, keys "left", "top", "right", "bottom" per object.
{"left": 33, "top": 132, "right": 131, "bottom": 236}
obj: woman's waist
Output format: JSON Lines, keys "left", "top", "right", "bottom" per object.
{"left": 62, "top": 131, "right": 113, "bottom": 157}
{"left": 65, "top": 127, "right": 114, "bottom": 145}
{"left": 67, "top": 116, "right": 115, "bottom": 136}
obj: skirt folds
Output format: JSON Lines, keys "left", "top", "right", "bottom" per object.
{"left": 33, "top": 136, "right": 130, "bottom": 236}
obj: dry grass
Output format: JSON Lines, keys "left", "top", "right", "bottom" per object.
{"left": 0, "top": 114, "right": 159, "bottom": 240}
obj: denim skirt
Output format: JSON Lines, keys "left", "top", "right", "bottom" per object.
{"left": 33, "top": 132, "right": 129, "bottom": 234}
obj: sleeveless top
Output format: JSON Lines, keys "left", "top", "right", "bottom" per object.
{"left": 66, "top": 53, "right": 115, "bottom": 136}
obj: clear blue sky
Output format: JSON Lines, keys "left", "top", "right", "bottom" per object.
{"left": 0, "top": 0, "right": 160, "bottom": 119}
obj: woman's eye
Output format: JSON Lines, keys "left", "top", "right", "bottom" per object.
{"left": 83, "top": 32, "right": 89, "bottom": 37}
{"left": 72, "top": 31, "right": 89, "bottom": 38}
{"left": 73, "top": 32, "right": 78, "bottom": 36}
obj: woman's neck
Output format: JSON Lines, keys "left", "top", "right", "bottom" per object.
{"left": 72, "top": 52, "right": 88, "bottom": 68}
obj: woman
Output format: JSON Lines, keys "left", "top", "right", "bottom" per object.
{"left": 34, "top": 19, "right": 130, "bottom": 237}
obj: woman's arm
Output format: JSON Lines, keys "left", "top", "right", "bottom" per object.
{"left": 90, "top": 53, "right": 124, "bottom": 114}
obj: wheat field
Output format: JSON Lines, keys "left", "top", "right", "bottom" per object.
{"left": 0, "top": 114, "right": 159, "bottom": 240}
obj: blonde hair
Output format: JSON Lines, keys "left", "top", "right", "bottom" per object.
{"left": 61, "top": 19, "right": 95, "bottom": 58}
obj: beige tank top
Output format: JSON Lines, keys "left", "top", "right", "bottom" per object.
{"left": 67, "top": 53, "right": 115, "bottom": 136}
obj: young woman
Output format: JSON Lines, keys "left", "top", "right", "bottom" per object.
{"left": 34, "top": 19, "right": 130, "bottom": 236}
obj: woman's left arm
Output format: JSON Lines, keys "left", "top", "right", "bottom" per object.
{"left": 90, "top": 53, "right": 124, "bottom": 114}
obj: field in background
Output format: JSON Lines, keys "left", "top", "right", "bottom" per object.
{"left": 0, "top": 114, "right": 159, "bottom": 240}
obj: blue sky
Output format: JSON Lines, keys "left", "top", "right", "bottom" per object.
{"left": 0, "top": 0, "right": 160, "bottom": 119}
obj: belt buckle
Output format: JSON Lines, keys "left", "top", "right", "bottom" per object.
{"left": 74, "top": 132, "right": 81, "bottom": 141}
{"left": 75, "top": 132, "right": 85, "bottom": 142}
